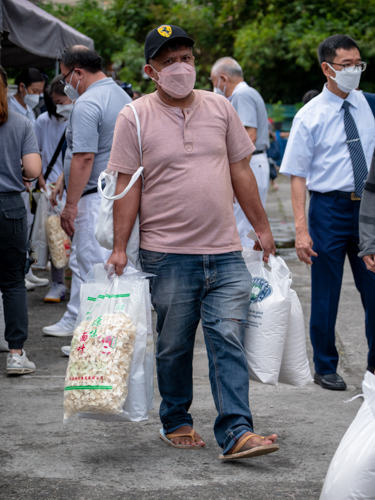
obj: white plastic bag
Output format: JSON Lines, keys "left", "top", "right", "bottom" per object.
{"left": 46, "top": 202, "right": 71, "bottom": 269}
{"left": 243, "top": 248, "right": 291, "bottom": 385}
{"left": 30, "top": 188, "right": 49, "bottom": 269}
{"left": 320, "top": 371, "right": 375, "bottom": 500}
{"left": 95, "top": 103, "right": 143, "bottom": 270}
{"left": 278, "top": 289, "right": 313, "bottom": 386}
{"left": 64, "top": 264, "right": 153, "bottom": 422}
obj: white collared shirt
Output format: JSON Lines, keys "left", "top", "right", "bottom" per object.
{"left": 7, "top": 95, "right": 36, "bottom": 126}
{"left": 280, "top": 84, "right": 375, "bottom": 192}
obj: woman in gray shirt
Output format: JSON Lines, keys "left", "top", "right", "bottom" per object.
{"left": 0, "top": 67, "right": 42, "bottom": 375}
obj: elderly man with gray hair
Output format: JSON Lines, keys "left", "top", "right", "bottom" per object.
{"left": 211, "top": 58, "right": 270, "bottom": 247}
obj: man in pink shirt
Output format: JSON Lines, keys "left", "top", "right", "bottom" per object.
{"left": 107, "top": 25, "right": 279, "bottom": 460}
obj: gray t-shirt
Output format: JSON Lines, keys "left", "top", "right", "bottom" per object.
{"left": 229, "top": 82, "right": 270, "bottom": 151}
{"left": 64, "top": 77, "right": 131, "bottom": 192}
{"left": 0, "top": 109, "right": 40, "bottom": 192}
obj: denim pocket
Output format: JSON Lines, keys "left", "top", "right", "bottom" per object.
{"left": 2, "top": 205, "right": 27, "bottom": 236}
{"left": 140, "top": 249, "right": 168, "bottom": 263}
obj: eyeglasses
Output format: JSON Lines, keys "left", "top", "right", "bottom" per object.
{"left": 60, "top": 68, "right": 83, "bottom": 84}
{"left": 327, "top": 62, "right": 367, "bottom": 72}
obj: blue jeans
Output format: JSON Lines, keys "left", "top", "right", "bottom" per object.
{"left": 309, "top": 192, "right": 375, "bottom": 374}
{"left": 140, "top": 250, "right": 253, "bottom": 454}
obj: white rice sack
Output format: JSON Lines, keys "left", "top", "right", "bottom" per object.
{"left": 46, "top": 215, "right": 71, "bottom": 269}
{"left": 320, "top": 371, "right": 375, "bottom": 500}
{"left": 64, "top": 312, "right": 136, "bottom": 420}
{"left": 278, "top": 289, "right": 313, "bottom": 386}
{"left": 243, "top": 251, "right": 291, "bottom": 385}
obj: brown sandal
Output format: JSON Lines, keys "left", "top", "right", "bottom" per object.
{"left": 159, "top": 427, "right": 204, "bottom": 449}
{"left": 219, "top": 433, "right": 279, "bottom": 460}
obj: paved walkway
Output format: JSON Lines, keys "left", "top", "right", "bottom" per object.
{"left": 0, "top": 175, "right": 368, "bottom": 499}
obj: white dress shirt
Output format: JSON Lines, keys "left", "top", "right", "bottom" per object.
{"left": 280, "top": 84, "right": 375, "bottom": 192}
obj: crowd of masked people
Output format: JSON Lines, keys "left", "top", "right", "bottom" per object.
{"left": 1, "top": 28, "right": 375, "bottom": 459}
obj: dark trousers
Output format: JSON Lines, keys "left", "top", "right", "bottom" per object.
{"left": 0, "top": 192, "right": 28, "bottom": 350}
{"left": 309, "top": 192, "right": 375, "bottom": 374}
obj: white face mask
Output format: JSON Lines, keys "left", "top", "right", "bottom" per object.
{"left": 23, "top": 88, "right": 40, "bottom": 109}
{"left": 64, "top": 71, "right": 80, "bottom": 101}
{"left": 56, "top": 103, "right": 73, "bottom": 120}
{"left": 327, "top": 63, "right": 362, "bottom": 93}
{"left": 213, "top": 77, "right": 226, "bottom": 97}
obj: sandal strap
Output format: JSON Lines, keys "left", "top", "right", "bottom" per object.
{"left": 232, "top": 433, "right": 265, "bottom": 455}
{"left": 166, "top": 429, "right": 196, "bottom": 440}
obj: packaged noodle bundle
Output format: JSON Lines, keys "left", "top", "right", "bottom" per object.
{"left": 64, "top": 264, "right": 153, "bottom": 422}
{"left": 46, "top": 205, "right": 71, "bottom": 269}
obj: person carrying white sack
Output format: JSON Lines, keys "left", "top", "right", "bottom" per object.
{"left": 43, "top": 45, "right": 131, "bottom": 342}
{"left": 210, "top": 57, "right": 270, "bottom": 248}
{"left": 106, "top": 24, "right": 279, "bottom": 460}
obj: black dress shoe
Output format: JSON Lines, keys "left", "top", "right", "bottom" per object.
{"left": 314, "top": 372, "right": 347, "bottom": 390}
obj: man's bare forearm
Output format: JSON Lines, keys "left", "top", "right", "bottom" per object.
{"left": 291, "top": 175, "right": 308, "bottom": 232}
{"left": 230, "top": 158, "right": 270, "bottom": 231}
{"left": 113, "top": 173, "right": 142, "bottom": 252}
{"left": 66, "top": 153, "right": 95, "bottom": 207}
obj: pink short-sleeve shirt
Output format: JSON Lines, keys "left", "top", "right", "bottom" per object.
{"left": 108, "top": 90, "right": 255, "bottom": 254}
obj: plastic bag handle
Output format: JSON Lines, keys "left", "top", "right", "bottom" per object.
{"left": 247, "top": 230, "right": 264, "bottom": 252}
{"left": 98, "top": 103, "right": 144, "bottom": 201}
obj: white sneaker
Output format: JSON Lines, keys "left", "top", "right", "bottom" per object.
{"left": 43, "top": 317, "right": 75, "bottom": 337}
{"left": 26, "top": 272, "right": 49, "bottom": 287}
{"left": 6, "top": 349, "right": 36, "bottom": 375}
{"left": 25, "top": 279, "right": 36, "bottom": 291}
{"left": 44, "top": 282, "right": 66, "bottom": 303}
{"left": 61, "top": 346, "right": 71, "bottom": 357}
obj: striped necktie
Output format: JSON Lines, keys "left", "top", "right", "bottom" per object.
{"left": 342, "top": 100, "right": 368, "bottom": 197}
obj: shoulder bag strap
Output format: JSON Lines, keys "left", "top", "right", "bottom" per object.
{"left": 44, "top": 130, "right": 66, "bottom": 183}
{"left": 98, "top": 103, "right": 144, "bottom": 201}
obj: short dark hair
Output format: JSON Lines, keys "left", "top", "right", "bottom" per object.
{"left": 318, "top": 34, "right": 360, "bottom": 65}
{"left": 151, "top": 40, "right": 193, "bottom": 62}
{"left": 0, "top": 66, "right": 8, "bottom": 88}
{"left": 60, "top": 46, "right": 103, "bottom": 73}
{"left": 15, "top": 68, "right": 44, "bottom": 90}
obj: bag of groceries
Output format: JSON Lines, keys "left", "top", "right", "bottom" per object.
{"left": 63, "top": 264, "right": 153, "bottom": 422}
{"left": 30, "top": 188, "right": 49, "bottom": 269}
{"left": 46, "top": 201, "right": 71, "bottom": 269}
{"left": 320, "top": 371, "right": 375, "bottom": 500}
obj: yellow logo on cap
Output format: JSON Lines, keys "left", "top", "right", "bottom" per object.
{"left": 158, "top": 25, "right": 172, "bottom": 38}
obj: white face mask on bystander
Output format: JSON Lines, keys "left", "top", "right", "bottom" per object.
{"left": 64, "top": 71, "right": 80, "bottom": 101}
{"left": 23, "top": 88, "right": 40, "bottom": 109}
{"left": 56, "top": 103, "right": 73, "bottom": 120}
{"left": 327, "top": 63, "right": 362, "bottom": 93}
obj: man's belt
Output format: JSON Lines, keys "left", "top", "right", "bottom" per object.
{"left": 253, "top": 150, "right": 266, "bottom": 155}
{"left": 310, "top": 190, "right": 361, "bottom": 201}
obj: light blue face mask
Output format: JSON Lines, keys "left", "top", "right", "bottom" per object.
{"left": 64, "top": 71, "right": 80, "bottom": 101}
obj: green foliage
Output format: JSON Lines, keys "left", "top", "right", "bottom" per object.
{"left": 39, "top": 0, "right": 375, "bottom": 102}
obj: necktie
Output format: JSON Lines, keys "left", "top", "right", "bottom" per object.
{"left": 342, "top": 100, "right": 368, "bottom": 197}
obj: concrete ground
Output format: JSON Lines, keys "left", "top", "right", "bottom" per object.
{"left": 0, "top": 175, "right": 369, "bottom": 500}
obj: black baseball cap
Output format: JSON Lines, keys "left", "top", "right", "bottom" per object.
{"left": 144, "top": 25, "right": 194, "bottom": 63}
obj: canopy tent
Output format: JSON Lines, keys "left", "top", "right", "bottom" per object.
{"left": 0, "top": 0, "right": 94, "bottom": 68}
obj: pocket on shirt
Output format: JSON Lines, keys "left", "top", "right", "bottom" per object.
{"left": 2, "top": 205, "right": 27, "bottom": 236}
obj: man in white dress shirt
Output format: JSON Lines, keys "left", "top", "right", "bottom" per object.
{"left": 281, "top": 34, "right": 375, "bottom": 390}
{"left": 210, "top": 58, "right": 270, "bottom": 248}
